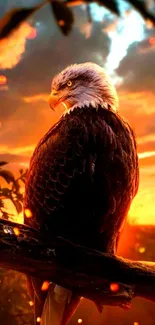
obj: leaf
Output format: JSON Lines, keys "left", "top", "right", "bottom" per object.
{"left": 0, "top": 6, "right": 38, "bottom": 40}
{"left": 0, "top": 199, "right": 4, "bottom": 208}
{"left": 127, "top": 0, "right": 155, "bottom": 24}
{"left": 0, "top": 187, "right": 11, "bottom": 198}
{"left": 12, "top": 179, "right": 20, "bottom": 193}
{"left": 50, "top": 0, "right": 74, "bottom": 35}
{"left": 12, "top": 200, "right": 23, "bottom": 214}
{"left": 86, "top": 4, "right": 92, "bottom": 23}
{"left": 0, "top": 161, "right": 8, "bottom": 167}
{"left": 16, "top": 193, "right": 24, "bottom": 203}
{"left": 0, "top": 211, "right": 9, "bottom": 220}
{"left": 20, "top": 178, "right": 26, "bottom": 184}
{"left": 0, "top": 170, "right": 15, "bottom": 184}
{"left": 94, "top": 0, "right": 120, "bottom": 16}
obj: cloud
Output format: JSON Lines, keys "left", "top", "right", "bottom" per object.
{"left": 23, "top": 93, "right": 49, "bottom": 103}
{"left": 138, "top": 151, "right": 155, "bottom": 159}
{"left": 119, "top": 91, "right": 155, "bottom": 115}
{"left": 0, "top": 23, "right": 37, "bottom": 70}
{"left": 138, "top": 37, "right": 155, "bottom": 53}
{"left": 137, "top": 133, "right": 155, "bottom": 145}
{"left": 0, "top": 4, "right": 111, "bottom": 160}
{"left": 79, "top": 22, "right": 92, "bottom": 39}
{"left": 1, "top": 5, "right": 110, "bottom": 97}
{"left": 0, "top": 153, "right": 28, "bottom": 162}
{"left": 0, "top": 144, "right": 35, "bottom": 156}
{"left": 118, "top": 92, "right": 155, "bottom": 157}
{"left": 116, "top": 39, "right": 155, "bottom": 92}
{"left": 0, "top": 90, "right": 59, "bottom": 150}
{"left": 102, "top": 18, "right": 118, "bottom": 34}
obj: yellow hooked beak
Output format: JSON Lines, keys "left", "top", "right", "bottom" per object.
{"left": 48, "top": 90, "right": 60, "bottom": 111}
{"left": 49, "top": 89, "right": 70, "bottom": 112}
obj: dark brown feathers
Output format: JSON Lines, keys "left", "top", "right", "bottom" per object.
{"left": 24, "top": 105, "right": 139, "bottom": 253}
{"left": 24, "top": 105, "right": 139, "bottom": 324}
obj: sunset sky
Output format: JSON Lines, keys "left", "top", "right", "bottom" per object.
{"left": 0, "top": 0, "right": 155, "bottom": 225}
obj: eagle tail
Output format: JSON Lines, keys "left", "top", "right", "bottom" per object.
{"left": 60, "top": 292, "right": 81, "bottom": 325}
{"left": 41, "top": 284, "right": 80, "bottom": 325}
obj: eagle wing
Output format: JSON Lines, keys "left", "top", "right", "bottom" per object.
{"left": 24, "top": 107, "right": 139, "bottom": 324}
{"left": 24, "top": 108, "right": 138, "bottom": 250}
{"left": 24, "top": 115, "right": 89, "bottom": 232}
{"left": 24, "top": 115, "right": 91, "bottom": 325}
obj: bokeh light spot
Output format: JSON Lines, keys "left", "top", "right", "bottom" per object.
{"left": 13, "top": 227, "right": 20, "bottom": 236}
{"left": 25, "top": 208, "right": 33, "bottom": 218}
{"left": 41, "top": 281, "right": 50, "bottom": 291}
{"left": 110, "top": 283, "right": 120, "bottom": 292}
{"left": 0, "top": 75, "right": 7, "bottom": 85}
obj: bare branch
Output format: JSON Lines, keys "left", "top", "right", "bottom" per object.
{"left": 0, "top": 218, "right": 155, "bottom": 309}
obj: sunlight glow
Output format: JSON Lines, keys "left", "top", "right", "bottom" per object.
{"left": 2, "top": 199, "right": 23, "bottom": 224}
{"left": 106, "top": 11, "right": 145, "bottom": 72}
{"left": 91, "top": 2, "right": 145, "bottom": 78}
{"left": 128, "top": 183, "right": 155, "bottom": 225}
{"left": 137, "top": 134, "right": 155, "bottom": 145}
{"left": 138, "top": 151, "right": 155, "bottom": 159}
{"left": 0, "top": 144, "right": 35, "bottom": 156}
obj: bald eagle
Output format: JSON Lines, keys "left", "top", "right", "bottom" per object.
{"left": 24, "top": 62, "right": 139, "bottom": 325}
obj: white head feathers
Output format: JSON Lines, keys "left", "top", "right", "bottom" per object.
{"left": 52, "top": 62, "right": 119, "bottom": 114}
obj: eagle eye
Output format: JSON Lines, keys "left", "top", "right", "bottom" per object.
{"left": 67, "top": 80, "right": 72, "bottom": 87}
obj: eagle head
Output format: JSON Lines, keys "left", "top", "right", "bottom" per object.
{"left": 49, "top": 62, "right": 118, "bottom": 114}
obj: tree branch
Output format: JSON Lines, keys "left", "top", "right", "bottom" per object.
{"left": 0, "top": 219, "right": 155, "bottom": 309}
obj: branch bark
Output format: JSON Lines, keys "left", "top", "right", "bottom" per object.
{"left": 0, "top": 219, "right": 155, "bottom": 309}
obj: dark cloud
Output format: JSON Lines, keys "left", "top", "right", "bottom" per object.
{"left": 1, "top": 5, "right": 110, "bottom": 96}
{"left": 116, "top": 39, "right": 155, "bottom": 92}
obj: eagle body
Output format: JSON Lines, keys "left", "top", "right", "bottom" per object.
{"left": 24, "top": 106, "right": 138, "bottom": 254}
{"left": 24, "top": 62, "right": 139, "bottom": 325}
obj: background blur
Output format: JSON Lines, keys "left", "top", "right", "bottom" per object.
{"left": 0, "top": 0, "right": 155, "bottom": 324}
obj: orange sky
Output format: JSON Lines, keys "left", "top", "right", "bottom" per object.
{"left": 0, "top": 3, "right": 155, "bottom": 226}
{"left": 119, "top": 92, "right": 155, "bottom": 225}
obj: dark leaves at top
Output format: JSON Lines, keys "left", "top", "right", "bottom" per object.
{"left": 0, "top": 0, "right": 154, "bottom": 39}
{"left": 0, "top": 170, "right": 15, "bottom": 184}
{"left": 50, "top": 0, "right": 74, "bottom": 35}
{"left": 95, "top": 0, "right": 120, "bottom": 15}
{"left": 0, "top": 7, "right": 38, "bottom": 40}
{"left": 127, "top": 0, "right": 155, "bottom": 24}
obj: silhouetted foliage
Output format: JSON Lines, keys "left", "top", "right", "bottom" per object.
{"left": 0, "top": 0, "right": 154, "bottom": 39}
{"left": 0, "top": 7, "right": 38, "bottom": 39}
{"left": 95, "top": 0, "right": 120, "bottom": 15}
{"left": 0, "top": 162, "right": 27, "bottom": 221}
{"left": 0, "top": 163, "right": 32, "bottom": 325}
{"left": 51, "top": 1, "right": 74, "bottom": 35}
{"left": 0, "top": 161, "right": 8, "bottom": 167}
